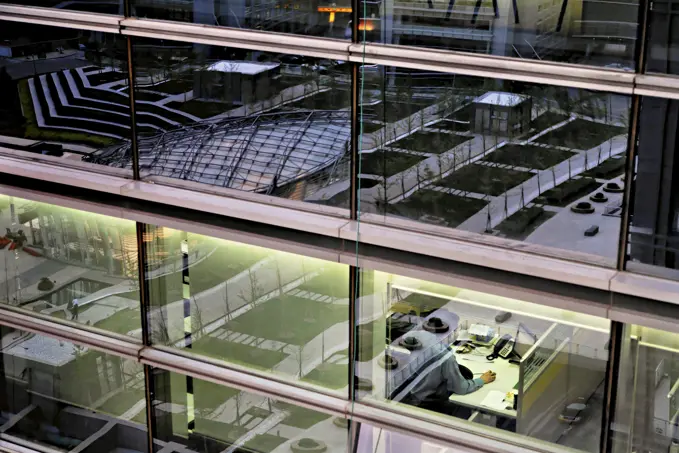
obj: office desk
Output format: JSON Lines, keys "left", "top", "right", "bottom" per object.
{"left": 448, "top": 349, "right": 519, "bottom": 419}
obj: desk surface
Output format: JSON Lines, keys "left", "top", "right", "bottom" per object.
{"left": 448, "top": 347, "right": 519, "bottom": 419}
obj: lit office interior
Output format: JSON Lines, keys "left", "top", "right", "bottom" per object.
{"left": 0, "top": 194, "right": 141, "bottom": 337}
{"left": 357, "top": 270, "right": 610, "bottom": 451}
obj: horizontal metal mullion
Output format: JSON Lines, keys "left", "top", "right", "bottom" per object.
{"left": 119, "top": 18, "right": 351, "bottom": 61}
{"left": 349, "top": 43, "right": 636, "bottom": 94}
{"left": 0, "top": 305, "right": 142, "bottom": 361}
{"left": 0, "top": 3, "right": 121, "bottom": 32}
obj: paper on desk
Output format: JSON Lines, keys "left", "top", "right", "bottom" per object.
{"left": 480, "top": 390, "right": 508, "bottom": 410}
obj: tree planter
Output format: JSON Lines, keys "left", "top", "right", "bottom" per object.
{"left": 378, "top": 353, "right": 399, "bottom": 370}
{"left": 571, "top": 202, "right": 595, "bottom": 214}
{"left": 423, "top": 317, "right": 449, "bottom": 333}
{"left": 291, "top": 438, "right": 328, "bottom": 453}
{"left": 603, "top": 182, "right": 624, "bottom": 193}
{"left": 399, "top": 336, "right": 422, "bottom": 351}
{"left": 589, "top": 192, "right": 608, "bottom": 203}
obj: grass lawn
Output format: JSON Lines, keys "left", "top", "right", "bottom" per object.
{"left": 17, "top": 80, "right": 117, "bottom": 148}
{"left": 437, "top": 164, "right": 534, "bottom": 196}
{"left": 530, "top": 111, "right": 569, "bottom": 131}
{"left": 94, "top": 307, "right": 142, "bottom": 336}
{"left": 167, "top": 99, "right": 237, "bottom": 119}
{"left": 147, "top": 243, "right": 268, "bottom": 307}
{"left": 360, "top": 150, "right": 426, "bottom": 178}
{"left": 283, "top": 89, "right": 350, "bottom": 110}
{"left": 392, "top": 131, "right": 472, "bottom": 154}
{"left": 537, "top": 177, "right": 600, "bottom": 206}
{"left": 226, "top": 295, "right": 347, "bottom": 345}
{"left": 580, "top": 156, "right": 625, "bottom": 179}
{"left": 148, "top": 79, "right": 193, "bottom": 95}
{"left": 534, "top": 119, "right": 627, "bottom": 151}
{"left": 274, "top": 401, "right": 331, "bottom": 429}
{"left": 302, "top": 362, "right": 347, "bottom": 389}
{"left": 86, "top": 70, "right": 128, "bottom": 86}
{"left": 495, "top": 206, "right": 556, "bottom": 240}
{"left": 362, "top": 102, "right": 422, "bottom": 123}
{"left": 361, "top": 121, "right": 385, "bottom": 134}
{"left": 96, "top": 387, "right": 146, "bottom": 420}
{"left": 391, "top": 292, "right": 451, "bottom": 317}
{"left": 192, "top": 336, "right": 288, "bottom": 370}
{"left": 482, "top": 144, "right": 575, "bottom": 170}
{"left": 387, "top": 189, "right": 488, "bottom": 227}
{"left": 294, "top": 267, "right": 349, "bottom": 299}
{"left": 135, "top": 90, "right": 167, "bottom": 102}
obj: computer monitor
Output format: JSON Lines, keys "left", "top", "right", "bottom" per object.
{"left": 513, "top": 322, "right": 537, "bottom": 359}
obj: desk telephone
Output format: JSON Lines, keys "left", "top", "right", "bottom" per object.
{"left": 486, "top": 334, "right": 515, "bottom": 360}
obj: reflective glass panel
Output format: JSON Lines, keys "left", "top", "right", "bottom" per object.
{"left": 0, "top": 192, "right": 142, "bottom": 337}
{"left": 130, "top": 0, "right": 349, "bottom": 39}
{"left": 0, "top": 22, "right": 133, "bottom": 171}
{"left": 0, "top": 325, "right": 147, "bottom": 452}
{"left": 359, "top": 67, "right": 631, "bottom": 266}
{"left": 611, "top": 325, "right": 679, "bottom": 453}
{"left": 150, "top": 368, "right": 350, "bottom": 452}
{"left": 646, "top": 0, "right": 679, "bottom": 74}
{"left": 84, "top": 37, "right": 352, "bottom": 210}
{"left": 626, "top": 95, "right": 679, "bottom": 280}
{"left": 364, "top": 0, "right": 638, "bottom": 67}
{"left": 145, "top": 226, "right": 350, "bottom": 394}
{"left": 356, "top": 268, "right": 611, "bottom": 451}
{"left": 4, "top": 1, "right": 123, "bottom": 14}
{"left": 357, "top": 421, "right": 465, "bottom": 453}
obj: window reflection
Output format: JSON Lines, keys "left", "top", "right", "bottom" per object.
{"left": 627, "top": 96, "right": 679, "bottom": 279}
{"left": 0, "top": 326, "right": 147, "bottom": 452}
{"left": 131, "top": 0, "right": 350, "bottom": 39}
{"left": 84, "top": 38, "right": 352, "bottom": 210}
{"left": 0, "top": 193, "right": 142, "bottom": 337}
{"left": 360, "top": 68, "right": 631, "bottom": 264}
{"left": 357, "top": 270, "right": 611, "bottom": 451}
{"left": 365, "top": 0, "right": 638, "bottom": 67}
{"left": 612, "top": 325, "right": 679, "bottom": 453}
{"left": 151, "top": 368, "right": 350, "bottom": 453}
{"left": 145, "top": 227, "right": 350, "bottom": 393}
{"left": 0, "top": 22, "right": 132, "bottom": 168}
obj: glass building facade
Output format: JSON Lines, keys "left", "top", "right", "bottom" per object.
{"left": 1, "top": 1, "right": 679, "bottom": 453}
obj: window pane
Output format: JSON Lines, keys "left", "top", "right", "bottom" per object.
{"left": 359, "top": 67, "right": 631, "bottom": 266}
{"left": 0, "top": 192, "right": 142, "bottom": 338}
{"left": 0, "top": 325, "right": 147, "bottom": 452}
{"left": 357, "top": 421, "right": 463, "bottom": 453}
{"left": 611, "top": 325, "right": 679, "bottom": 453}
{"left": 84, "top": 37, "right": 352, "bottom": 211}
{"left": 356, "top": 269, "right": 611, "bottom": 451}
{"left": 646, "top": 0, "right": 679, "bottom": 74}
{"left": 130, "top": 0, "right": 348, "bottom": 39}
{"left": 364, "top": 0, "right": 638, "bottom": 67}
{"left": 0, "top": 22, "right": 134, "bottom": 174}
{"left": 150, "top": 367, "right": 350, "bottom": 452}
{"left": 145, "top": 226, "right": 350, "bottom": 394}
{"left": 626, "top": 96, "right": 679, "bottom": 279}
{"left": 6, "top": 1, "right": 123, "bottom": 14}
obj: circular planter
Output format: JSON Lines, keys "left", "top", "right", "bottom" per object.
{"left": 378, "top": 353, "right": 399, "bottom": 370}
{"left": 333, "top": 417, "right": 350, "bottom": 429}
{"left": 589, "top": 192, "right": 608, "bottom": 203}
{"left": 354, "top": 376, "right": 373, "bottom": 391}
{"left": 423, "top": 317, "right": 449, "bottom": 333}
{"left": 37, "top": 278, "right": 54, "bottom": 291}
{"left": 291, "top": 438, "right": 328, "bottom": 453}
{"left": 399, "top": 336, "right": 422, "bottom": 351}
{"left": 603, "top": 182, "right": 624, "bottom": 193}
{"left": 571, "top": 202, "right": 595, "bottom": 214}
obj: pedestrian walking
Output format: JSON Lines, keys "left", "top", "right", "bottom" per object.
{"left": 71, "top": 298, "right": 79, "bottom": 320}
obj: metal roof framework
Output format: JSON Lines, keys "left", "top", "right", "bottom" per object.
{"left": 88, "top": 110, "right": 351, "bottom": 193}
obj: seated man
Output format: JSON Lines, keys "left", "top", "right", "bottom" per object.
{"left": 403, "top": 330, "right": 495, "bottom": 419}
